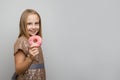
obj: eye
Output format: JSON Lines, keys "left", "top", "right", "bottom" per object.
{"left": 27, "top": 22, "right": 32, "bottom": 25}
{"left": 35, "top": 22, "right": 39, "bottom": 25}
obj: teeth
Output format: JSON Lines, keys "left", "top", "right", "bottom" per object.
{"left": 29, "top": 29, "right": 38, "bottom": 35}
{"left": 30, "top": 30, "right": 36, "bottom": 33}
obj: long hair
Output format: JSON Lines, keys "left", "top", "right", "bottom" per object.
{"left": 18, "top": 9, "right": 42, "bottom": 38}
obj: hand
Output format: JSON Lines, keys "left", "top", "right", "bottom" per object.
{"left": 28, "top": 45, "right": 39, "bottom": 57}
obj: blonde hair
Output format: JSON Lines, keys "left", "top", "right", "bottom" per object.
{"left": 18, "top": 9, "right": 42, "bottom": 38}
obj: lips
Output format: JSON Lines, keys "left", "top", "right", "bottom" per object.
{"left": 29, "top": 30, "right": 38, "bottom": 35}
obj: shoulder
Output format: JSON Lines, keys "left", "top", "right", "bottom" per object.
{"left": 15, "top": 36, "right": 27, "bottom": 42}
{"left": 14, "top": 36, "right": 29, "bottom": 50}
{"left": 14, "top": 36, "right": 27, "bottom": 45}
{"left": 14, "top": 36, "right": 29, "bottom": 55}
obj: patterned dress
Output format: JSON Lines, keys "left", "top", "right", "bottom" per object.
{"left": 14, "top": 36, "right": 46, "bottom": 80}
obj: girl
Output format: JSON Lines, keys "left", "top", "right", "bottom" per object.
{"left": 14, "top": 9, "right": 46, "bottom": 80}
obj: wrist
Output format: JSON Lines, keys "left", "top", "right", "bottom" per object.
{"left": 27, "top": 54, "right": 34, "bottom": 61}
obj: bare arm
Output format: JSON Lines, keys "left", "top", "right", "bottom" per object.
{"left": 14, "top": 46, "right": 39, "bottom": 75}
{"left": 14, "top": 50, "right": 33, "bottom": 74}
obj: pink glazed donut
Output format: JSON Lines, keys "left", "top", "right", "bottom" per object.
{"left": 28, "top": 35, "right": 42, "bottom": 47}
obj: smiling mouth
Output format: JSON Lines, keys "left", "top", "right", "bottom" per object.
{"left": 29, "top": 29, "right": 36, "bottom": 33}
{"left": 29, "top": 30, "right": 38, "bottom": 35}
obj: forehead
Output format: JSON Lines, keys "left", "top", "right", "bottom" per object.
{"left": 27, "top": 14, "right": 39, "bottom": 22}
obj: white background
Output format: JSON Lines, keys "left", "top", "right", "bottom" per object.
{"left": 0, "top": 0, "right": 120, "bottom": 80}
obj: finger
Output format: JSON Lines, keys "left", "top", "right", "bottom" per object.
{"left": 30, "top": 49, "right": 39, "bottom": 55}
{"left": 31, "top": 52, "right": 39, "bottom": 56}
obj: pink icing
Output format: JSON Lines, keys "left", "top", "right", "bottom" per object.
{"left": 28, "top": 35, "right": 42, "bottom": 47}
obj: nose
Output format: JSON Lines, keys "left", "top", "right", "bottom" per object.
{"left": 32, "top": 24, "right": 36, "bottom": 28}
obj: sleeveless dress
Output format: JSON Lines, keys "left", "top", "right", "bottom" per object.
{"left": 14, "top": 36, "right": 46, "bottom": 80}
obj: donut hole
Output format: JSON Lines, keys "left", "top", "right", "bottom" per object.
{"left": 33, "top": 39, "right": 38, "bottom": 43}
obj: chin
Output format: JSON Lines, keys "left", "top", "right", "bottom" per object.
{"left": 30, "top": 33, "right": 38, "bottom": 36}
{"left": 31, "top": 34, "right": 36, "bottom": 36}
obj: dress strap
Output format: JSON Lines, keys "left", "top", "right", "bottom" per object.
{"left": 29, "top": 63, "right": 44, "bottom": 69}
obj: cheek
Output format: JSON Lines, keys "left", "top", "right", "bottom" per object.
{"left": 27, "top": 25, "right": 31, "bottom": 30}
{"left": 25, "top": 28, "right": 29, "bottom": 35}
{"left": 36, "top": 26, "right": 40, "bottom": 30}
